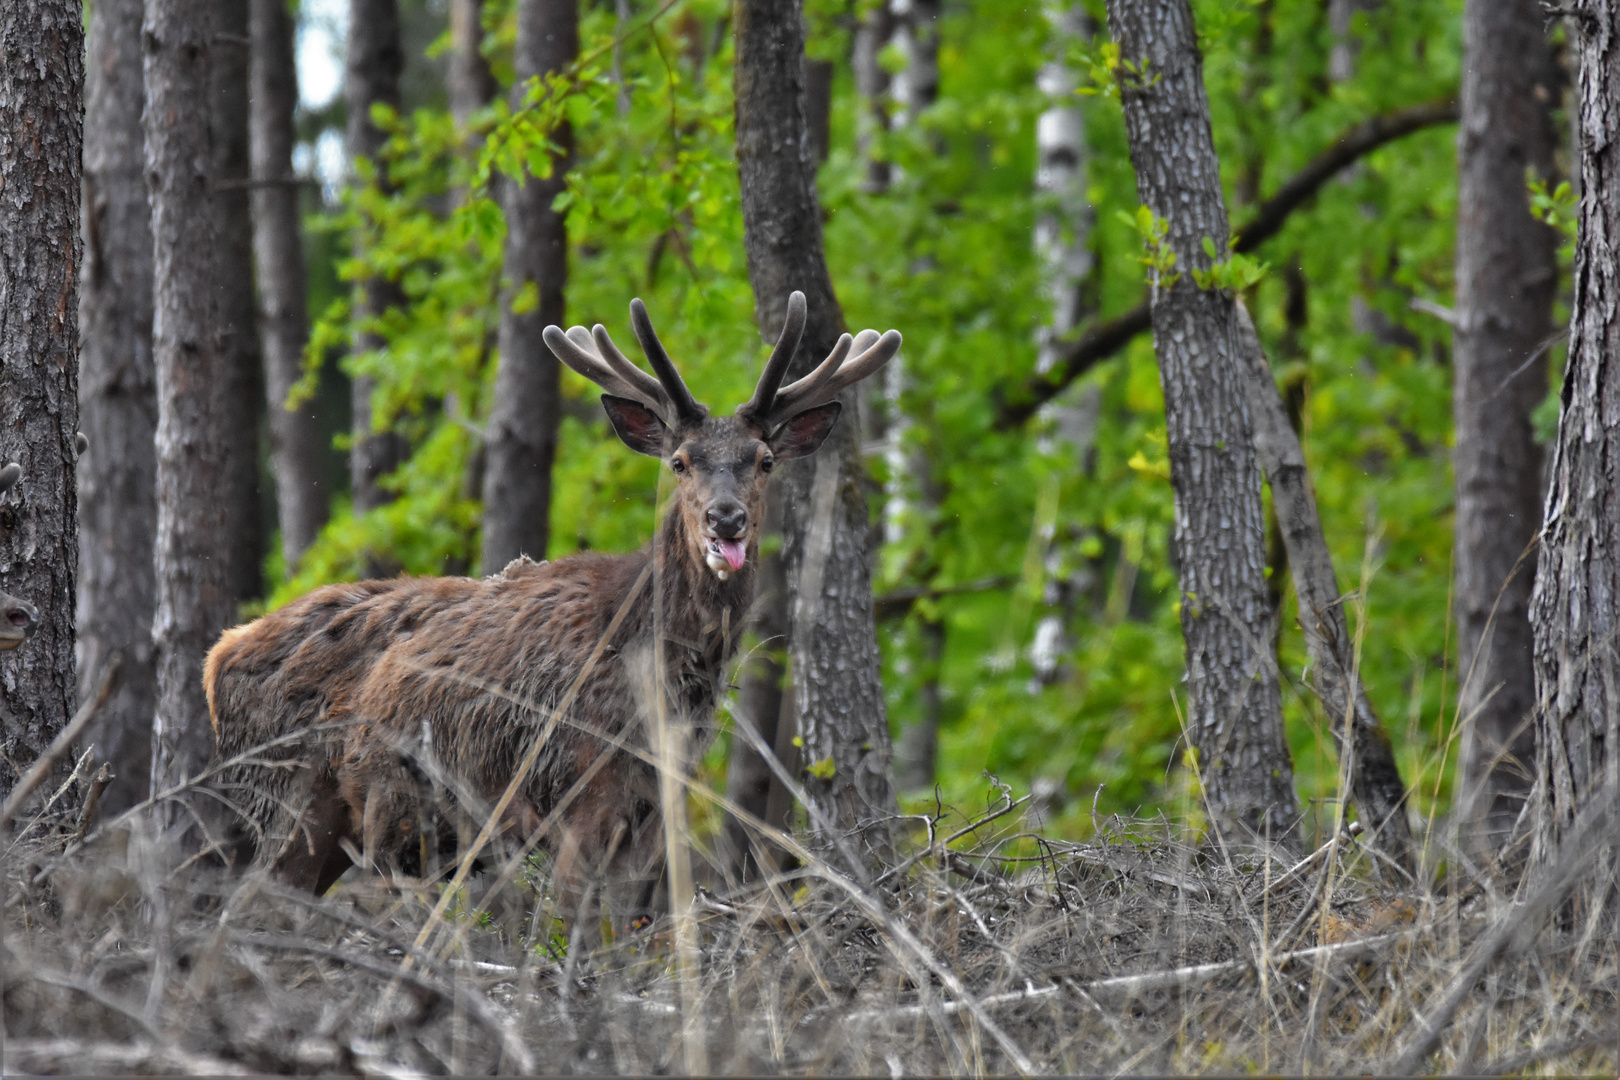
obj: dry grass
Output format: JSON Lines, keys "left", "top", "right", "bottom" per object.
{"left": 5, "top": 778, "right": 1619, "bottom": 1078}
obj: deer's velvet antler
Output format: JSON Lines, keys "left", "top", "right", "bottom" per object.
{"left": 737, "top": 292, "right": 902, "bottom": 432}
{"left": 759, "top": 326, "right": 902, "bottom": 429}
{"left": 545, "top": 293, "right": 901, "bottom": 433}
{"left": 543, "top": 299, "right": 711, "bottom": 428}
{"left": 736, "top": 290, "right": 807, "bottom": 423}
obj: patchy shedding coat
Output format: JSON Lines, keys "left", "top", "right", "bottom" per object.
{"left": 204, "top": 500, "right": 758, "bottom": 925}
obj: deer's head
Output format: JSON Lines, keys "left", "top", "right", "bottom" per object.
{"left": 544, "top": 293, "right": 901, "bottom": 580}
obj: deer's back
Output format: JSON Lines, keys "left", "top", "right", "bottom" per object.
{"left": 205, "top": 553, "right": 653, "bottom": 808}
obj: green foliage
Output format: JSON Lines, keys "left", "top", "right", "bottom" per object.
{"left": 1115, "top": 205, "right": 1181, "bottom": 287}
{"left": 287, "top": 0, "right": 1506, "bottom": 838}
{"left": 1191, "top": 236, "right": 1268, "bottom": 292}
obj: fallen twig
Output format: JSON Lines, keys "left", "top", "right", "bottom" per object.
{"left": 228, "top": 931, "right": 534, "bottom": 1074}
{"left": 1, "top": 1038, "right": 251, "bottom": 1077}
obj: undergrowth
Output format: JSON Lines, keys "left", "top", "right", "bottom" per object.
{"left": 4, "top": 784, "right": 1618, "bottom": 1076}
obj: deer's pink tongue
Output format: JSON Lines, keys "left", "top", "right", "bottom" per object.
{"left": 717, "top": 538, "right": 747, "bottom": 571}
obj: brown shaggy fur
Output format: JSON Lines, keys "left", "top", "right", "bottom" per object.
{"left": 203, "top": 415, "right": 795, "bottom": 929}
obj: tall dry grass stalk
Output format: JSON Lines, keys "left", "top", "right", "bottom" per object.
{"left": 6, "top": 519, "right": 1616, "bottom": 1075}
{"left": 7, "top": 732, "right": 1617, "bottom": 1075}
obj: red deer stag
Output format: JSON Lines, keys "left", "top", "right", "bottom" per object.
{"left": 203, "top": 294, "right": 899, "bottom": 927}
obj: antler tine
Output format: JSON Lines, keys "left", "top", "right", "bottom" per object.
{"left": 770, "top": 329, "right": 900, "bottom": 422}
{"left": 738, "top": 290, "right": 807, "bottom": 420}
{"left": 590, "top": 323, "right": 669, "bottom": 408}
{"left": 629, "top": 298, "right": 705, "bottom": 424}
{"left": 544, "top": 325, "right": 666, "bottom": 415}
{"left": 765, "top": 333, "right": 852, "bottom": 422}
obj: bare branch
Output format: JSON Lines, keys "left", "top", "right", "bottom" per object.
{"left": 995, "top": 97, "right": 1459, "bottom": 429}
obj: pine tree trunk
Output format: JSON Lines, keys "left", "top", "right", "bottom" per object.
{"left": 1105, "top": 0, "right": 1299, "bottom": 849}
{"left": 720, "top": 44, "right": 834, "bottom": 879}
{"left": 0, "top": 0, "right": 83, "bottom": 804}
{"left": 252, "top": 0, "right": 330, "bottom": 573}
{"left": 213, "top": 0, "right": 266, "bottom": 607}
{"left": 347, "top": 0, "right": 409, "bottom": 547}
{"left": 146, "top": 0, "right": 235, "bottom": 790}
{"left": 1452, "top": 0, "right": 1560, "bottom": 851}
{"left": 1528, "top": 0, "right": 1620, "bottom": 884}
{"left": 78, "top": 0, "right": 158, "bottom": 816}
{"left": 480, "top": 0, "right": 573, "bottom": 572}
{"left": 735, "top": 0, "right": 898, "bottom": 864}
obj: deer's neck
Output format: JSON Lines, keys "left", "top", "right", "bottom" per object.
{"left": 645, "top": 506, "right": 756, "bottom": 717}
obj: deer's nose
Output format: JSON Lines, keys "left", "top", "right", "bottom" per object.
{"left": 5, "top": 600, "right": 38, "bottom": 637}
{"left": 705, "top": 503, "right": 748, "bottom": 538}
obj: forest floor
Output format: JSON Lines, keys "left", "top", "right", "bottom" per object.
{"left": 4, "top": 792, "right": 1618, "bottom": 1077}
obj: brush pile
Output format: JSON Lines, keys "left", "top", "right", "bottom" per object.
{"left": 4, "top": 790, "right": 1618, "bottom": 1076}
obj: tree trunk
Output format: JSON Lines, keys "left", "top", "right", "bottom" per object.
{"left": 480, "top": 0, "right": 573, "bottom": 572}
{"left": 252, "top": 0, "right": 330, "bottom": 574}
{"left": 1234, "top": 302, "right": 1415, "bottom": 873}
{"left": 851, "top": 2, "right": 895, "bottom": 193}
{"left": 448, "top": 0, "right": 497, "bottom": 130}
{"left": 213, "top": 0, "right": 266, "bottom": 608}
{"left": 1452, "top": 0, "right": 1560, "bottom": 852}
{"left": 720, "top": 40, "right": 834, "bottom": 878}
{"left": 0, "top": 0, "right": 83, "bottom": 804}
{"left": 734, "top": 0, "right": 898, "bottom": 864}
{"left": 1034, "top": 1, "right": 1095, "bottom": 378}
{"left": 78, "top": 0, "right": 158, "bottom": 816}
{"left": 347, "top": 0, "right": 409, "bottom": 552}
{"left": 1528, "top": 0, "right": 1620, "bottom": 887}
{"left": 1105, "top": 0, "right": 1299, "bottom": 849}
{"left": 1028, "top": 0, "right": 1099, "bottom": 695}
{"left": 146, "top": 0, "right": 236, "bottom": 790}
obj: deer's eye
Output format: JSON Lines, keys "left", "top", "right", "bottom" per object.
{"left": 760, "top": 456, "right": 775, "bottom": 474}
{"left": 670, "top": 458, "right": 688, "bottom": 476}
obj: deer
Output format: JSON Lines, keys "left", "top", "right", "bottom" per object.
{"left": 202, "top": 293, "right": 900, "bottom": 930}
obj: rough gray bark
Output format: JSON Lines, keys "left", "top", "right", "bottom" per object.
{"left": 721, "top": 41, "right": 836, "bottom": 876}
{"left": 1452, "top": 0, "right": 1560, "bottom": 850}
{"left": 0, "top": 0, "right": 83, "bottom": 803}
{"left": 252, "top": 0, "right": 330, "bottom": 573}
{"left": 734, "top": 0, "right": 898, "bottom": 863}
{"left": 1528, "top": 1, "right": 1620, "bottom": 882}
{"left": 448, "top": 0, "right": 497, "bottom": 129}
{"left": 146, "top": 0, "right": 235, "bottom": 789}
{"left": 480, "top": 0, "right": 574, "bottom": 572}
{"left": 78, "top": 0, "right": 158, "bottom": 815}
{"left": 347, "top": 0, "right": 410, "bottom": 544}
{"left": 1105, "top": 0, "right": 1299, "bottom": 848}
{"left": 213, "top": 0, "right": 266, "bottom": 607}
{"left": 1234, "top": 302, "right": 1414, "bottom": 873}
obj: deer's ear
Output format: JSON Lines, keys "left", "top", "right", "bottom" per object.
{"left": 601, "top": 395, "right": 668, "bottom": 457}
{"left": 769, "top": 401, "right": 843, "bottom": 460}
